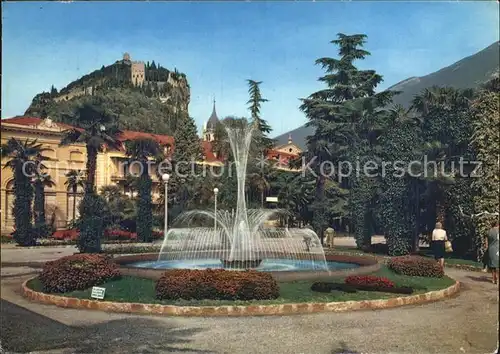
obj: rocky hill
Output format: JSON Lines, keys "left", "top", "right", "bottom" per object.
{"left": 274, "top": 41, "right": 500, "bottom": 149}
{"left": 24, "top": 54, "right": 190, "bottom": 135}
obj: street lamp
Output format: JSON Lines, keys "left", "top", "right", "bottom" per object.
{"left": 162, "top": 174, "right": 170, "bottom": 238}
{"left": 213, "top": 188, "right": 219, "bottom": 235}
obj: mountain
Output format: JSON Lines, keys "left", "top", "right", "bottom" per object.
{"left": 274, "top": 41, "right": 500, "bottom": 149}
{"left": 24, "top": 53, "right": 191, "bottom": 135}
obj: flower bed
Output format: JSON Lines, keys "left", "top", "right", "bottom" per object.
{"left": 51, "top": 228, "right": 164, "bottom": 242}
{"left": 39, "top": 254, "right": 121, "bottom": 293}
{"left": 388, "top": 256, "right": 444, "bottom": 278}
{"left": 155, "top": 269, "right": 280, "bottom": 301}
{"left": 345, "top": 275, "right": 395, "bottom": 288}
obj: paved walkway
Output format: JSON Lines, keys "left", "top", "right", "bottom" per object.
{"left": 1, "top": 271, "right": 497, "bottom": 353}
{"left": 1, "top": 245, "right": 498, "bottom": 354}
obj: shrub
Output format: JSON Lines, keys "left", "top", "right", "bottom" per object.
{"left": 76, "top": 191, "right": 106, "bottom": 253}
{"left": 345, "top": 275, "right": 395, "bottom": 288}
{"left": 1, "top": 234, "right": 14, "bottom": 243}
{"left": 155, "top": 269, "right": 280, "bottom": 301}
{"left": 388, "top": 256, "right": 444, "bottom": 278}
{"left": 39, "top": 254, "right": 121, "bottom": 293}
{"left": 152, "top": 230, "right": 163, "bottom": 240}
{"left": 104, "top": 229, "right": 138, "bottom": 241}
{"left": 52, "top": 229, "right": 79, "bottom": 240}
{"left": 103, "top": 244, "right": 161, "bottom": 254}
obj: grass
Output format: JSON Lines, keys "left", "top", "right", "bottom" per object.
{"left": 331, "top": 245, "right": 483, "bottom": 268}
{"left": 27, "top": 265, "right": 456, "bottom": 307}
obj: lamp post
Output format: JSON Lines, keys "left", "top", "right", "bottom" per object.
{"left": 214, "top": 188, "right": 219, "bottom": 235}
{"left": 162, "top": 174, "right": 170, "bottom": 238}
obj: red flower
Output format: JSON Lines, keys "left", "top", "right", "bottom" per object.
{"left": 345, "top": 275, "right": 395, "bottom": 288}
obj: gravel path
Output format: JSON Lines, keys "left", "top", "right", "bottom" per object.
{"left": 1, "top": 267, "right": 498, "bottom": 354}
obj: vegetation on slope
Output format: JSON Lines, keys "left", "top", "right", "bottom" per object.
{"left": 24, "top": 59, "right": 190, "bottom": 135}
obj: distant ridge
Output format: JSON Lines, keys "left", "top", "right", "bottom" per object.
{"left": 274, "top": 41, "right": 500, "bottom": 149}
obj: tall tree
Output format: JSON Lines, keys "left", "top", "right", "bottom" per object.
{"left": 32, "top": 153, "right": 55, "bottom": 237}
{"left": 470, "top": 86, "right": 500, "bottom": 261}
{"left": 60, "top": 99, "right": 122, "bottom": 253}
{"left": 1, "top": 138, "right": 44, "bottom": 246}
{"left": 125, "top": 138, "right": 161, "bottom": 242}
{"left": 300, "top": 33, "right": 389, "bottom": 245}
{"left": 65, "top": 169, "right": 86, "bottom": 223}
{"left": 246, "top": 79, "right": 274, "bottom": 150}
{"left": 170, "top": 113, "right": 203, "bottom": 212}
{"left": 60, "top": 99, "right": 122, "bottom": 192}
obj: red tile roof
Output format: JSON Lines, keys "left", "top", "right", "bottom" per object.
{"left": 1, "top": 116, "right": 75, "bottom": 130}
{"left": 201, "top": 140, "right": 220, "bottom": 162}
{"left": 1, "top": 116, "right": 223, "bottom": 163}
{"left": 118, "top": 130, "right": 174, "bottom": 146}
{"left": 1, "top": 116, "right": 296, "bottom": 164}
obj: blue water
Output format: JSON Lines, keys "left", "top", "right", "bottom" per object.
{"left": 128, "top": 259, "right": 359, "bottom": 272}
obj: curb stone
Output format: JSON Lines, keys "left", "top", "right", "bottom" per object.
{"left": 21, "top": 278, "right": 460, "bottom": 317}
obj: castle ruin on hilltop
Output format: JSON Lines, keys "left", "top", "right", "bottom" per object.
{"left": 50, "top": 53, "right": 189, "bottom": 110}
{"left": 122, "top": 52, "right": 145, "bottom": 86}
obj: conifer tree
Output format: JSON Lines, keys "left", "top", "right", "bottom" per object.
{"left": 171, "top": 112, "right": 203, "bottom": 211}
{"left": 300, "top": 33, "right": 392, "bottom": 245}
{"left": 246, "top": 80, "right": 274, "bottom": 151}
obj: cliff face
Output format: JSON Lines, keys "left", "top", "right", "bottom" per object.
{"left": 24, "top": 56, "right": 190, "bottom": 135}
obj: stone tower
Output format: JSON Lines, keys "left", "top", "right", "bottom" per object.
{"left": 127, "top": 53, "right": 145, "bottom": 86}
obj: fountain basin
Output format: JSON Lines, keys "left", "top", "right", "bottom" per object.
{"left": 113, "top": 253, "right": 381, "bottom": 282}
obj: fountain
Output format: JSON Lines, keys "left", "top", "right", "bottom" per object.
{"left": 128, "top": 121, "right": 359, "bottom": 273}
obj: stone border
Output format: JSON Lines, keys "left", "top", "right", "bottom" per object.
{"left": 21, "top": 278, "right": 460, "bottom": 317}
{"left": 113, "top": 253, "right": 381, "bottom": 281}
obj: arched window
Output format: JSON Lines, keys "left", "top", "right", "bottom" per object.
{"left": 66, "top": 184, "right": 84, "bottom": 222}
{"left": 69, "top": 150, "right": 84, "bottom": 162}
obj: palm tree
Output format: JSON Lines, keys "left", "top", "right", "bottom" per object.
{"left": 32, "top": 153, "right": 54, "bottom": 229}
{"left": 65, "top": 169, "right": 85, "bottom": 223}
{"left": 411, "top": 87, "right": 473, "bottom": 228}
{"left": 1, "top": 138, "right": 45, "bottom": 245}
{"left": 59, "top": 100, "right": 122, "bottom": 192}
{"left": 33, "top": 172, "right": 55, "bottom": 227}
{"left": 125, "top": 137, "right": 161, "bottom": 242}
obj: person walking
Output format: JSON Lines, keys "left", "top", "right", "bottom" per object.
{"left": 432, "top": 222, "right": 448, "bottom": 268}
{"left": 486, "top": 220, "right": 499, "bottom": 284}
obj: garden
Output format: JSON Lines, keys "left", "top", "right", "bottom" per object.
{"left": 25, "top": 253, "right": 456, "bottom": 309}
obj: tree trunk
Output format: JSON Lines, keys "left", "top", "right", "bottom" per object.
{"left": 13, "top": 167, "right": 34, "bottom": 246}
{"left": 34, "top": 181, "right": 46, "bottom": 226}
{"left": 137, "top": 160, "right": 153, "bottom": 242}
{"left": 86, "top": 145, "right": 98, "bottom": 191}
{"left": 436, "top": 200, "right": 445, "bottom": 224}
{"left": 261, "top": 190, "right": 264, "bottom": 208}
{"left": 72, "top": 186, "right": 77, "bottom": 222}
{"left": 412, "top": 179, "right": 420, "bottom": 253}
{"left": 315, "top": 175, "right": 326, "bottom": 245}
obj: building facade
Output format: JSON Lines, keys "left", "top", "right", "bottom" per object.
{"left": 0, "top": 116, "right": 221, "bottom": 233}
{"left": 1, "top": 109, "right": 300, "bottom": 233}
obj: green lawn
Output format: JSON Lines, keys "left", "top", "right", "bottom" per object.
{"left": 27, "top": 265, "right": 455, "bottom": 306}
{"left": 331, "top": 246, "right": 483, "bottom": 268}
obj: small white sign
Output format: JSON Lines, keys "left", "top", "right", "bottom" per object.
{"left": 266, "top": 196, "right": 278, "bottom": 202}
{"left": 91, "top": 286, "right": 106, "bottom": 300}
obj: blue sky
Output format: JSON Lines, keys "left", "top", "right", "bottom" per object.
{"left": 2, "top": 1, "right": 498, "bottom": 137}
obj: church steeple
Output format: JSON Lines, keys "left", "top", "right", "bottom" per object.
{"left": 207, "top": 99, "right": 219, "bottom": 129}
{"left": 203, "top": 98, "right": 219, "bottom": 142}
